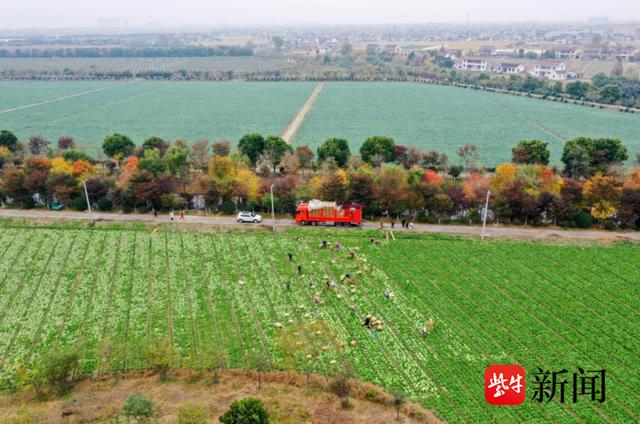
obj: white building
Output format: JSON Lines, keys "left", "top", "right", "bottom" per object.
{"left": 492, "top": 63, "right": 525, "bottom": 74}
{"left": 530, "top": 61, "right": 567, "bottom": 79}
{"left": 454, "top": 56, "right": 488, "bottom": 71}
{"left": 554, "top": 47, "right": 581, "bottom": 59}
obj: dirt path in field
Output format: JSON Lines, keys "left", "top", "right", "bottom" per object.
{"left": 1, "top": 208, "right": 639, "bottom": 242}
{"left": 0, "top": 82, "right": 133, "bottom": 115}
{"left": 281, "top": 81, "right": 325, "bottom": 144}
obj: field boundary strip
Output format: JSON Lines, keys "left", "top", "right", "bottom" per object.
{"left": 0, "top": 81, "right": 137, "bottom": 115}
{"left": 479, "top": 91, "right": 566, "bottom": 143}
{"left": 281, "top": 81, "right": 325, "bottom": 144}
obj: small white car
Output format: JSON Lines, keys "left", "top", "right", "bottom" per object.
{"left": 237, "top": 211, "right": 262, "bottom": 223}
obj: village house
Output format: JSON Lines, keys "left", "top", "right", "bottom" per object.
{"left": 492, "top": 62, "right": 525, "bottom": 74}
{"left": 454, "top": 56, "right": 488, "bottom": 71}
{"left": 442, "top": 49, "right": 464, "bottom": 60}
{"left": 530, "top": 60, "right": 567, "bottom": 79}
{"left": 384, "top": 44, "right": 402, "bottom": 55}
{"left": 478, "top": 45, "right": 496, "bottom": 57}
{"left": 493, "top": 49, "right": 517, "bottom": 58}
{"left": 582, "top": 47, "right": 603, "bottom": 60}
{"left": 554, "top": 47, "right": 581, "bottom": 59}
{"left": 615, "top": 47, "right": 638, "bottom": 61}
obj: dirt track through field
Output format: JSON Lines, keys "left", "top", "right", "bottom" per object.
{"left": 1, "top": 208, "right": 639, "bottom": 242}
{"left": 0, "top": 82, "right": 131, "bottom": 115}
{"left": 281, "top": 81, "right": 325, "bottom": 144}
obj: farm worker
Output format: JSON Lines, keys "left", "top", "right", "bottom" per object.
{"left": 363, "top": 315, "right": 372, "bottom": 329}
{"left": 427, "top": 318, "right": 435, "bottom": 333}
{"left": 170, "top": 211, "right": 175, "bottom": 221}
{"left": 179, "top": 210, "right": 185, "bottom": 220}
{"left": 420, "top": 326, "right": 428, "bottom": 336}
{"left": 335, "top": 242, "right": 342, "bottom": 250}
{"left": 349, "top": 250, "right": 356, "bottom": 259}
{"left": 286, "top": 280, "right": 291, "bottom": 290}
{"left": 401, "top": 219, "right": 406, "bottom": 228}
{"left": 287, "top": 251, "right": 293, "bottom": 261}
{"left": 409, "top": 222, "right": 414, "bottom": 230}
{"left": 297, "top": 264, "right": 302, "bottom": 275}
{"left": 322, "top": 240, "right": 328, "bottom": 249}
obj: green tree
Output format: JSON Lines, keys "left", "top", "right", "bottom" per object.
{"left": 0, "top": 129, "right": 19, "bottom": 152}
{"left": 562, "top": 137, "right": 628, "bottom": 177}
{"left": 599, "top": 84, "right": 622, "bottom": 103}
{"left": 142, "top": 136, "right": 170, "bottom": 156}
{"left": 565, "top": 81, "right": 590, "bottom": 99}
{"left": 219, "top": 397, "right": 269, "bottom": 424}
{"left": 360, "top": 136, "right": 395, "bottom": 164}
{"left": 263, "top": 135, "right": 292, "bottom": 172}
{"left": 138, "top": 148, "right": 167, "bottom": 176}
{"left": 103, "top": 133, "right": 135, "bottom": 159}
{"left": 511, "top": 140, "right": 550, "bottom": 165}
{"left": 317, "top": 138, "right": 350, "bottom": 167}
{"left": 238, "top": 133, "right": 265, "bottom": 166}
{"left": 165, "top": 145, "right": 190, "bottom": 176}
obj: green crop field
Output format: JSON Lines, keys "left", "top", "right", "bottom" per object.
{"left": 0, "top": 80, "right": 639, "bottom": 164}
{"left": 0, "top": 81, "right": 316, "bottom": 156}
{"left": 295, "top": 82, "right": 640, "bottom": 166}
{"left": 0, "top": 225, "right": 637, "bottom": 423}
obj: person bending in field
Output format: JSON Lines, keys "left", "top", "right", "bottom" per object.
{"left": 287, "top": 251, "right": 293, "bottom": 261}
{"left": 321, "top": 240, "right": 328, "bottom": 249}
{"left": 285, "top": 280, "right": 291, "bottom": 290}
{"left": 363, "top": 315, "right": 372, "bottom": 329}
{"left": 334, "top": 242, "right": 342, "bottom": 250}
{"left": 348, "top": 250, "right": 356, "bottom": 259}
{"left": 297, "top": 264, "right": 302, "bottom": 275}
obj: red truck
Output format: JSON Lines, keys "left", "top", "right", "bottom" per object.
{"left": 295, "top": 200, "right": 362, "bottom": 226}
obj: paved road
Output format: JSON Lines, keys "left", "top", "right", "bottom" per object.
{"left": 2, "top": 208, "right": 639, "bottom": 242}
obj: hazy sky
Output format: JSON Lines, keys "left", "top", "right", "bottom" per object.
{"left": 3, "top": 0, "right": 640, "bottom": 29}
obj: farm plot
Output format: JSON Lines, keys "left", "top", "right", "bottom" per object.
{"left": 0, "top": 81, "right": 316, "bottom": 156}
{"left": 294, "top": 82, "right": 640, "bottom": 166}
{"left": 0, "top": 226, "right": 637, "bottom": 423}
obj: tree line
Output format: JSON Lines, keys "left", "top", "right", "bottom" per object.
{"left": 0, "top": 129, "right": 639, "bottom": 229}
{"left": 0, "top": 46, "right": 254, "bottom": 58}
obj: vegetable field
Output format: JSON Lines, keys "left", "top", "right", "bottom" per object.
{"left": 295, "top": 82, "right": 640, "bottom": 165}
{"left": 0, "top": 226, "right": 637, "bottom": 423}
{"left": 1, "top": 81, "right": 639, "bottom": 165}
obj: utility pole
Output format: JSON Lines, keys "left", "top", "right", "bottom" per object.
{"left": 270, "top": 184, "right": 275, "bottom": 231}
{"left": 481, "top": 190, "right": 490, "bottom": 240}
{"left": 83, "top": 180, "right": 93, "bottom": 222}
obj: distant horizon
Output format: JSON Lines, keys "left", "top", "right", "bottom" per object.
{"left": 1, "top": 19, "right": 639, "bottom": 35}
{"left": 2, "top": 0, "right": 640, "bottom": 32}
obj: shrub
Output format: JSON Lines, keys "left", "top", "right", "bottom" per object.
{"left": 97, "top": 196, "right": 113, "bottom": 211}
{"left": 177, "top": 404, "right": 208, "bottom": 424}
{"left": 32, "top": 351, "right": 79, "bottom": 396}
{"left": 144, "top": 338, "right": 178, "bottom": 381}
{"left": 573, "top": 211, "right": 593, "bottom": 229}
{"left": 72, "top": 196, "right": 87, "bottom": 211}
{"left": 123, "top": 394, "right": 155, "bottom": 423}
{"left": 219, "top": 397, "right": 269, "bottom": 424}
{"left": 219, "top": 200, "right": 236, "bottom": 214}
